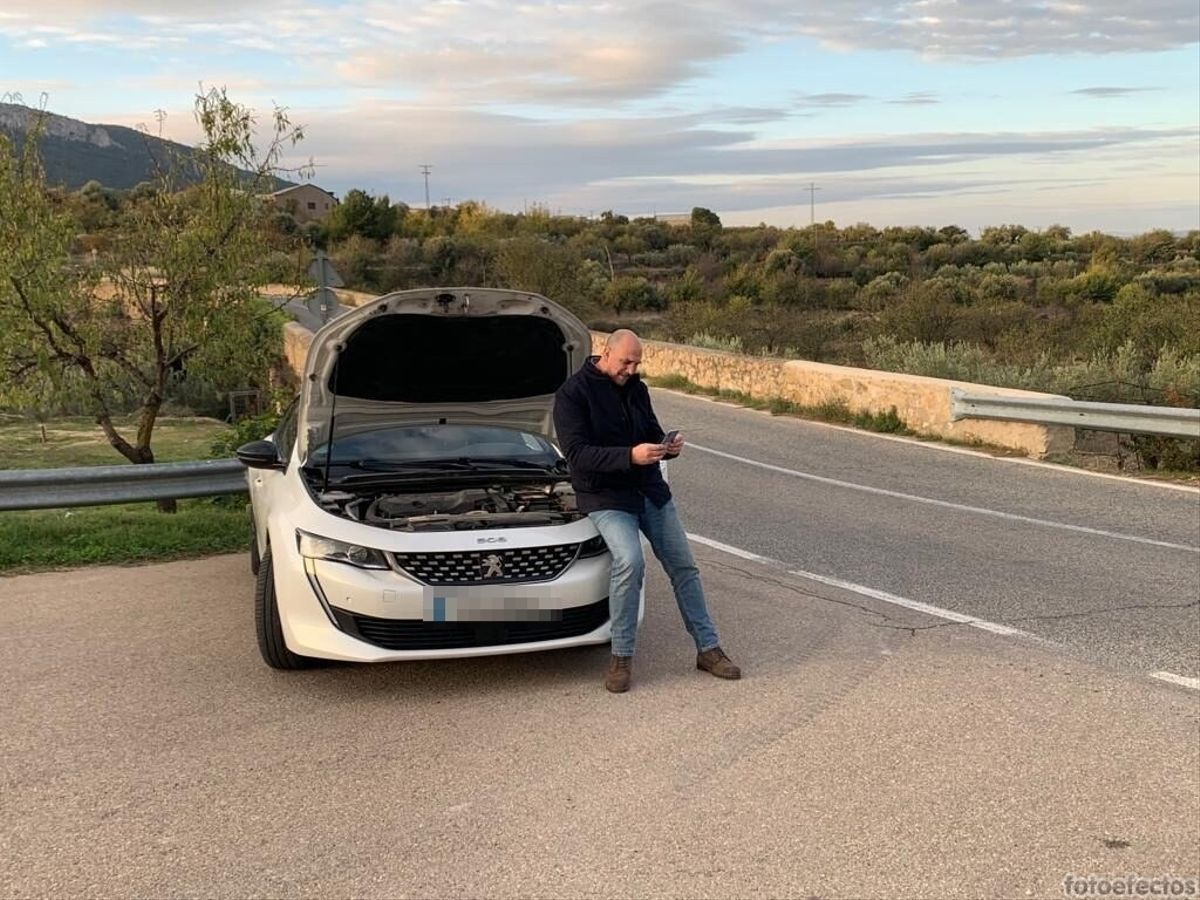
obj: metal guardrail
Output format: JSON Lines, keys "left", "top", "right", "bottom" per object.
{"left": 0, "top": 459, "right": 247, "bottom": 511}
{"left": 950, "top": 389, "right": 1200, "bottom": 439}
{"left": 4, "top": 391, "right": 1197, "bottom": 512}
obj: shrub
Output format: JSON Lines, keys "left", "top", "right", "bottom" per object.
{"left": 209, "top": 406, "right": 283, "bottom": 459}
{"left": 685, "top": 332, "right": 744, "bottom": 353}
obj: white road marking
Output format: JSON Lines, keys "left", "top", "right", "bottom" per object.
{"left": 688, "top": 442, "right": 1200, "bottom": 554}
{"left": 1149, "top": 671, "right": 1200, "bottom": 691}
{"left": 689, "top": 533, "right": 1199, "bottom": 690}
{"left": 656, "top": 386, "right": 1200, "bottom": 493}
{"left": 684, "top": 533, "right": 775, "bottom": 565}
{"left": 782, "top": 566, "right": 1030, "bottom": 637}
{"left": 687, "top": 532, "right": 1029, "bottom": 637}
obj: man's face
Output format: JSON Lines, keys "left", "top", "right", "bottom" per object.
{"left": 601, "top": 341, "right": 642, "bottom": 386}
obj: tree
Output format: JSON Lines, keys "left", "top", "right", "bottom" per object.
{"left": 494, "top": 237, "right": 596, "bottom": 312}
{"left": 688, "top": 207, "right": 722, "bottom": 252}
{"left": 1129, "top": 229, "right": 1178, "bottom": 266}
{"left": 75, "top": 179, "right": 119, "bottom": 231}
{"left": 612, "top": 233, "right": 646, "bottom": 264}
{"left": 602, "top": 276, "right": 659, "bottom": 316}
{"left": 0, "top": 88, "right": 307, "bottom": 510}
{"left": 326, "top": 188, "right": 400, "bottom": 242}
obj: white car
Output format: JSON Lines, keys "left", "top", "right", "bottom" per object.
{"left": 237, "top": 288, "right": 637, "bottom": 669}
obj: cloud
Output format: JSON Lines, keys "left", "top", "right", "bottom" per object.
{"left": 2, "top": 0, "right": 275, "bottom": 15}
{"left": 3, "top": 1, "right": 1194, "bottom": 112}
{"left": 796, "top": 93, "right": 870, "bottom": 107}
{"left": 1071, "top": 86, "right": 1160, "bottom": 97}
{"left": 887, "top": 91, "right": 940, "bottom": 105}
{"left": 331, "top": 10, "right": 743, "bottom": 104}
{"left": 257, "top": 101, "right": 1196, "bottom": 219}
{"left": 789, "top": 0, "right": 1199, "bottom": 57}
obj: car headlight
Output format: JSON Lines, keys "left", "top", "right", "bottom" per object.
{"left": 296, "top": 530, "right": 389, "bottom": 569}
{"left": 578, "top": 534, "right": 609, "bottom": 558}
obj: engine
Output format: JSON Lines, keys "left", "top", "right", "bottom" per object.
{"left": 317, "top": 482, "right": 581, "bottom": 531}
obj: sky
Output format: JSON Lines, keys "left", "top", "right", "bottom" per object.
{"left": 1, "top": 0, "right": 1198, "bottom": 234}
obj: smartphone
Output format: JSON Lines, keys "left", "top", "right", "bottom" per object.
{"left": 663, "top": 429, "right": 680, "bottom": 445}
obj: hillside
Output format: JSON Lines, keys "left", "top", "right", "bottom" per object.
{"left": 0, "top": 103, "right": 292, "bottom": 191}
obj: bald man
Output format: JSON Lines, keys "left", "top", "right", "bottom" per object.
{"left": 553, "top": 330, "right": 740, "bottom": 692}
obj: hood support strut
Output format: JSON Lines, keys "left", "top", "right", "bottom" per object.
{"left": 322, "top": 344, "right": 343, "bottom": 495}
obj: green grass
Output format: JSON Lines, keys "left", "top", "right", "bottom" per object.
{"left": 0, "top": 499, "right": 251, "bottom": 572}
{"left": 0, "top": 415, "right": 246, "bottom": 573}
{"left": 0, "top": 415, "right": 233, "bottom": 469}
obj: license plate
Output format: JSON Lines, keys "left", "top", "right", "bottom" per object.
{"left": 422, "top": 590, "right": 562, "bottom": 623}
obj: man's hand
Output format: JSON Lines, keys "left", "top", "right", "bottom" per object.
{"left": 631, "top": 442, "right": 668, "bottom": 465}
{"left": 664, "top": 432, "right": 685, "bottom": 455}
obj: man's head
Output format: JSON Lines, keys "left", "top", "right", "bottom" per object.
{"left": 597, "top": 329, "right": 643, "bottom": 386}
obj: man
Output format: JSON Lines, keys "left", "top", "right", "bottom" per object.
{"left": 553, "top": 329, "right": 740, "bottom": 693}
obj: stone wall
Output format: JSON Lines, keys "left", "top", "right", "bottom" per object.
{"left": 281, "top": 322, "right": 314, "bottom": 390}
{"left": 591, "top": 332, "right": 1074, "bottom": 458}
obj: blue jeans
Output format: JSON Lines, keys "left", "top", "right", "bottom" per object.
{"left": 588, "top": 498, "right": 721, "bottom": 657}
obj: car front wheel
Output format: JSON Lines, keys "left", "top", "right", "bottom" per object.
{"left": 255, "top": 547, "right": 319, "bottom": 670}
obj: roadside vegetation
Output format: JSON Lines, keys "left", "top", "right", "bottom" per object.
{"left": 22, "top": 176, "right": 1200, "bottom": 422}
{"left": 0, "top": 414, "right": 230, "bottom": 469}
{"left": 0, "top": 88, "right": 305, "bottom": 510}
{"left": 0, "top": 416, "right": 247, "bottom": 573}
{"left": 309, "top": 198, "right": 1198, "bottom": 473}
{"left": 0, "top": 501, "right": 249, "bottom": 572}
{"left": 1, "top": 91, "right": 1196, "bottom": 573}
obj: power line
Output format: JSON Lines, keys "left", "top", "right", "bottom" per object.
{"left": 806, "top": 181, "right": 821, "bottom": 226}
{"left": 419, "top": 164, "right": 432, "bottom": 210}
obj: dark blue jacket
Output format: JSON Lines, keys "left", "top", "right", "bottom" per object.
{"left": 553, "top": 357, "right": 674, "bottom": 514}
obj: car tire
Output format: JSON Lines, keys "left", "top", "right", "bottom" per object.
{"left": 250, "top": 523, "right": 261, "bottom": 576}
{"left": 255, "top": 547, "right": 319, "bottom": 670}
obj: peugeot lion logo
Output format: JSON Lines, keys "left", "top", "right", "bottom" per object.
{"left": 481, "top": 554, "right": 504, "bottom": 579}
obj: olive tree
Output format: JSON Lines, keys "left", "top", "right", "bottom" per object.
{"left": 0, "top": 89, "right": 308, "bottom": 508}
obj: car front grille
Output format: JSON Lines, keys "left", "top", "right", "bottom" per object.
{"left": 391, "top": 543, "right": 580, "bottom": 586}
{"left": 329, "top": 598, "right": 609, "bottom": 651}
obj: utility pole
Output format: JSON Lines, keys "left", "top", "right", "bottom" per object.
{"left": 419, "top": 164, "right": 432, "bottom": 210}
{"left": 807, "top": 181, "right": 821, "bottom": 226}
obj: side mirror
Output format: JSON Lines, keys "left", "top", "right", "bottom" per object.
{"left": 236, "top": 439, "right": 285, "bottom": 471}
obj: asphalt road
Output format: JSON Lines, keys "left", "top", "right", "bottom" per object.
{"left": 2, "top": 389, "right": 1198, "bottom": 898}
{"left": 266, "top": 295, "right": 356, "bottom": 333}
{"left": 3, "top": 553, "right": 1198, "bottom": 899}
{"left": 652, "top": 388, "right": 1200, "bottom": 681}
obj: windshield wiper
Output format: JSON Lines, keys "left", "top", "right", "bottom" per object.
{"left": 304, "top": 457, "right": 567, "bottom": 486}
{"left": 302, "top": 462, "right": 453, "bottom": 485}
{"left": 324, "top": 457, "right": 565, "bottom": 474}
{"left": 459, "top": 458, "right": 568, "bottom": 474}
{"left": 335, "top": 459, "right": 479, "bottom": 472}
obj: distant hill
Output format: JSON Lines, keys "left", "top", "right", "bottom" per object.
{"left": 0, "top": 103, "right": 293, "bottom": 191}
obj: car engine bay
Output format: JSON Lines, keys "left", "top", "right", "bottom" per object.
{"left": 312, "top": 482, "right": 584, "bottom": 531}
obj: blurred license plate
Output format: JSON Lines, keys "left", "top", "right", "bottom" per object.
{"left": 422, "top": 590, "right": 562, "bottom": 623}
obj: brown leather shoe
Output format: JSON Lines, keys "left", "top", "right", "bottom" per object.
{"left": 605, "top": 654, "right": 632, "bottom": 693}
{"left": 696, "top": 646, "right": 741, "bottom": 679}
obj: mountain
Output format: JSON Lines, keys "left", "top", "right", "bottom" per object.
{"left": 0, "top": 103, "right": 293, "bottom": 191}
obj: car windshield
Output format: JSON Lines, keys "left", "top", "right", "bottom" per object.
{"left": 308, "top": 424, "right": 562, "bottom": 469}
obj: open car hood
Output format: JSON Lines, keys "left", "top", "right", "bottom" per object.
{"left": 297, "top": 288, "right": 592, "bottom": 464}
